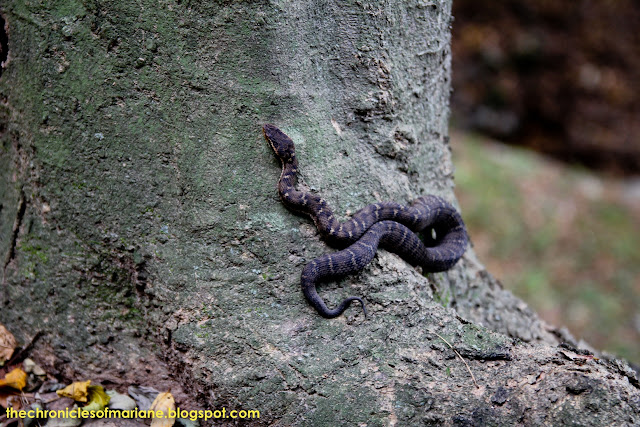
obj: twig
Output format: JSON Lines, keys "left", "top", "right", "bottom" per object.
{"left": 434, "top": 331, "right": 479, "bottom": 389}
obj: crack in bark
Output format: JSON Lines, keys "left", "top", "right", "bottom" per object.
{"left": 2, "top": 190, "right": 25, "bottom": 300}
{"left": 5, "top": 190, "right": 25, "bottom": 268}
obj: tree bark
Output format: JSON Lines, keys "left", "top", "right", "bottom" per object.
{"left": 1, "top": 1, "right": 638, "bottom": 425}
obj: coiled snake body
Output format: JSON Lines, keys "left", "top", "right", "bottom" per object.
{"left": 264, "top": 124, "right": 468, "bottom": 318}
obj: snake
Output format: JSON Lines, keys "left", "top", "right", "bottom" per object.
{"left": 263, "top": 123, "right": 468, "bottom": 318}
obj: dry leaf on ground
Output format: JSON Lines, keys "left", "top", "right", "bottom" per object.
{"left": 149, "top": 391, "right": 175, "bottom": 427}
{"left": 0, "top": 324, "right": 17, "bottom": 364}
{"left": 83, "top": 385, "right": 111, "bottom": 412}
{"left": 0, "top": 389, "right": 19, "bottom": 408}
{"left": 57, "top": 380, "right": 91, "bottom": 402}
{"left": 0, "top": 368, "right": 27, "bottom": 391}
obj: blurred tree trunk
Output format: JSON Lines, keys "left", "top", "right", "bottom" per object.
{"left": 1, "top": 1, "right": 638, "bottom": 425}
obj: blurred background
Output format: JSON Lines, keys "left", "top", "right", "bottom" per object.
{"left": 450, "top": 0, "right": 640, "bottom": 364}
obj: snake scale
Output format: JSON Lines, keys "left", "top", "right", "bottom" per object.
{"left": 263, "top": 124, "right": 468, "bottom": 318}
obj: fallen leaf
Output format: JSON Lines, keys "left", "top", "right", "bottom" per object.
{"left": 0, "top": 389, "right": 18, "bottom": 408}
{"left": 83, "top": 385, "right": 110, "bottom": 412}
{"left": 6, "top": 394, "right": 25, "bottom": 411}
{"left": 0, "top": 324, "right": 17, "bottom": 365}
{"left": 56, "top": 380, "right": 91, "bottom": 402}
{"left": 149, "top": 391, "right": 175, "bottom": 427}
{"left": 0, "top": 368, "right": 27, "bottom": 390}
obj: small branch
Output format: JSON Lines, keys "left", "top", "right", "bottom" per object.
{"left": 434, "top": 331, "right": 479, "bottom": 389}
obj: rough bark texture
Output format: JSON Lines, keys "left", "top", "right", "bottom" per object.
{"left": 1, "top": 1, "right": 638, "bottom": 426}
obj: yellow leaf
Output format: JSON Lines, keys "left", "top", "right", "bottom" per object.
{"left": 83, "top": 385, "right": 110, "bottom": 412}
{"left": 0, "top": 324, "right": 17, "bottom": 365}
{"left": 0, "top": 368, "right": 27, "bottom": 391}
{"left": 56, "top": 380, "right": 91, "bottom": 402}
{"left": 149, "top": 391, "right": 175, "bottom": 427}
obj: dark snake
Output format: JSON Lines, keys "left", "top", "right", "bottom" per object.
{"left": 263, "top": 124, "right": 468, "bottom": 318}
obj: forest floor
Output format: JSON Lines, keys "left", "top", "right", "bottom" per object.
{"left": 451, "top": 130, "right": 640, "bottom": 365}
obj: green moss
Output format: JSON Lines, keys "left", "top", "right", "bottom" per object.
{"left": 461, "top": 324, "right": 510, "bottom": 351}
{"left": 20, "top": 242, "right": 48, "bottom": 263}
{"left": 432, "top": 285, "right": 452, "bottom": 307}
{"left": 312, "top": 386, "right": 386, "bottom": 427}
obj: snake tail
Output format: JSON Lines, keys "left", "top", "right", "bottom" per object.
{"left": 301, "top": 219, "right": 467, "bottom": 318}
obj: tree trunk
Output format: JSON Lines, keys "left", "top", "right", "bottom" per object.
{"left": 1, "top": 1, "right": 638, "bottom": 425}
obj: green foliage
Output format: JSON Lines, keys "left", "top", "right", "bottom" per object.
{"left": 453, "top": 132, "right": 640, "bottom": 363}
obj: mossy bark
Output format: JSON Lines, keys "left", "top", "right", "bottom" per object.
{"left": 1, "top": 1, "right": 638, "bottom": 425}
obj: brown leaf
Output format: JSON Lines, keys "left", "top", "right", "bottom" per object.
{"left": 0, "top": 389, "right": 18, "bottom": 408}
{"left": 0, "top": 324, "right": 17, "bottom": 364}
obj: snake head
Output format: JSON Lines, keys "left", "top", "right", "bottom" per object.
{"left": 263, "top": 124, "right": 296, "bottom": 162}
